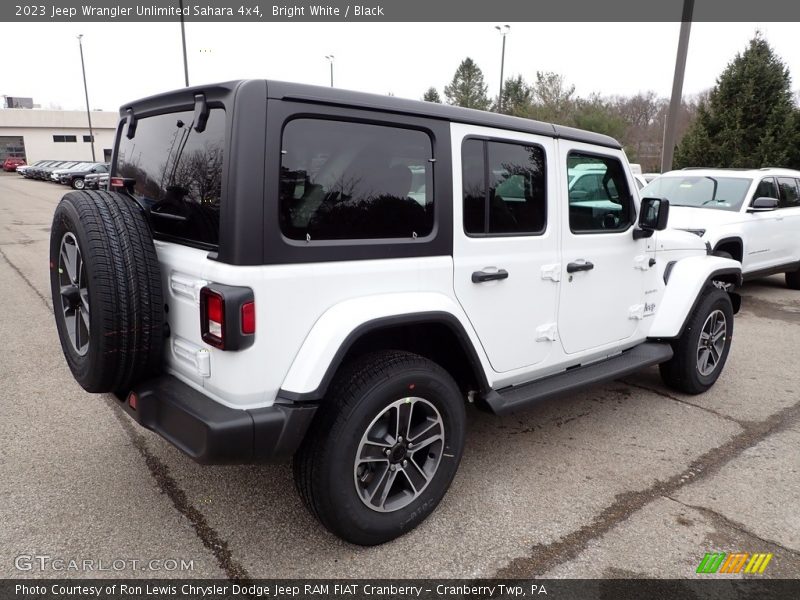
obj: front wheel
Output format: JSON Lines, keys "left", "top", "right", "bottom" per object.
{"left": 294, "top": 351, "right": 465, "bottom": 545}
{"left": 72, "top": 177, "right": 85, "bottom": 190}
{"left": 659, "top": 288, "right": 734, "bottom": 394}
{"left": 786, "top": 267, "right": 800, "bottom": 290}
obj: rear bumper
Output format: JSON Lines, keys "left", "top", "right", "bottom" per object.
{"left": 118, "top": 375, "right": 317, "bottom": 464}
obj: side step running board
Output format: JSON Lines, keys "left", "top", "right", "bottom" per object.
{"left": 483, "top": 342, "right": 674, "bottom": 416}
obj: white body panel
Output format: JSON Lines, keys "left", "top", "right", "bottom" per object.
{"left": 281, "top": 292, "right": 490, "bottom": 393}
{"left": 450, "top": 123, "right": 561, "bottom": 373}
{"left": 153, "top": 130, "right": 742, "bottom": 412}
{"left": 648, "top": 254, "right": 740, "bottom": 338}
{"left": 669, "top": 205, "right": 791, "bottom": 272}
{"left": 157, "top": 243, "right": 467, "bottom": 409}
{"left": 556, "top": 140, "right": 650, "bottom": 354}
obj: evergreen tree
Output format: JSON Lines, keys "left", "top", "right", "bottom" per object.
{"left": 572, "top": 95, "right": 627, "bottom": 141}
{"left": 529, "top": 71, "right": 576, "bottom": 122}
{"left": 422, "top": 87, "right": 442, "bottom": 103}
{"left": 444, "top": 58, "right": 491, "bottom": 110}
{"left": 497, "top": 75, "right": 533, "bottom": 117}
{"left": 789, "top": 107, "right": 800, "bottom": 169}
{"left": 675, "top": 34, "right": 797, "bottom": 168}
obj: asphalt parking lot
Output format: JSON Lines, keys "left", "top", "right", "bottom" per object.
{"left": 1, "top": 171, "right": 799, "bottom": 580}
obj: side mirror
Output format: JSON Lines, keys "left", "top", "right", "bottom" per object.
{"left": 748, "top": 197, "right": 779, "bottom": 212}
{"left": 633, "top": 197, "right": 669, "bottom": 239}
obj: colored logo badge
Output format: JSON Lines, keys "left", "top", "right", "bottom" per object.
{"left": 696, "top": 552, "right": 773, "bottom": 574}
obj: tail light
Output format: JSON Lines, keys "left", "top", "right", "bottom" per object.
{"left": 110, "top": 176, "right": 136, "bottom": 193}
{"left": 204, "top": 289, "right": 224, "bottom": 341}
{"left": 241, "top": 301, "right": 256, "bottom": 335}
{"left": 200, "top": 285, "right": 255, "bottom": 351}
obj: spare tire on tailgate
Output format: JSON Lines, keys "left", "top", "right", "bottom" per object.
{"left": 49, "top": 190, "right": 164, "bottom": 393}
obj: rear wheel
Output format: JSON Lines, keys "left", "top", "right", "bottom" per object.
{"left": 50, "top": 190, "right": 164, "bottom": 393}
{"left": 786, "top": 268, "right": 800, "bottom": 290}
{"left": 659, "top": 288, "right": 733, "bottom": 394}
{"left": 294, "top": 351, "right": 465, "bottom": 545}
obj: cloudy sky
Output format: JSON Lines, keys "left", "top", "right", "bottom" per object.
{"left": 2, "top": 22, "right": 799, "bottom": 112}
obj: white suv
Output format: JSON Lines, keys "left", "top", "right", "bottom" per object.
{"left": 48, "top": 80, "right": 742, "bottom": 545}
{"left": 643, "top": 168, "right": 800, "bottom": 288}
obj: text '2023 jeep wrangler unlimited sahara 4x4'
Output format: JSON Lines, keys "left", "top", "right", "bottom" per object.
{"left": 50, "top": 80, "right": 742, "bottom": 545}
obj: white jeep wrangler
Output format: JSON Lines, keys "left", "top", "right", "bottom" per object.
{"left": 49, "top": 80, "right": 742, "bottom": 545}
{"left": 643, "top": 168, "right": 800, "bottom": 289}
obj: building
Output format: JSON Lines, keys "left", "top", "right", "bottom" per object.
{"left": 0, "top": 109, "right": 118, "bottom": 164}
{"left": 3, "top": 96, "right": 35, "bottom": 109}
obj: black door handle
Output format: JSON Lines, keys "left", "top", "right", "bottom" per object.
{"left": 566, "top": 261, "right": 594, "bottom": 273}
{"left": 472, "top": 269, "right": 509, "bottom": 283}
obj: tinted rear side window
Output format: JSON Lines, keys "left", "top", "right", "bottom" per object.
{"left": 462, "top": 138, "right": 547, "bottom": 235}
{"left": 777, "top": 177, "right": 800, "bottom": 208}
{"left": 279, "top": 119, "right": 434, "bottom": 240}
{"left": 755, "top": 177, "right": 779, "bottom": 201}
{"left": 115, "top": 109, "right": 225, "bottom": 247}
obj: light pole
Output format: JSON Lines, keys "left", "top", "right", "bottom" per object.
{"left": 495, "top": 25, "right": 510, "bottom": 113}
{"left": 661, "top": 0, "right": 694, "bottom": 173}
{"left": 179, "top": 0, "right": 189, "bottom": 86}
{"left": 77, "top": 35, "right": 96, "bottom": 162}
{"left": 325, "top": 55, "right": 335, "bottom": 87}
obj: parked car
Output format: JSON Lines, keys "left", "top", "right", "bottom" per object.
{"left": 643, "top": 167, "right": 800, "bottom": 289}
{"left": 52, "top": 162, "right": 92, "bottom": 183}
{"left": 570, "top": 163, "right": 647, "bottom": 192}
{"left": 24, "top": 160, "right": 60, "bottom": 179}
{"left": 49, "top": 80, "right": 742, "bottom": 546}
{"left": 3, "top": 157, "right": 26, "bottom": 171}
{"left": 643, "top": 172, "right": 661, "bottom": 183}
{"left": 16, "top": 160, "right": 49, "bottom": 176}
{"left": 57, "top": 162, "right": 109, "bottom": 189}
{"left": 30, "top": 160, "right": 72, "bottom": 180}
{"left": 40, "top": 161, "right": 81, "bottom": 181}
{"left": 84, "top": 171, "right": 109, "bottom": 190}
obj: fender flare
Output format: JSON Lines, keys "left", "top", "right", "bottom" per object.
{"left": 277, "top": 295, "right": 492, "bottom": 402}
{"left": 711, "top": 236, "right": 744, "bottom": 260}
{"left": 648, "top": 256, "right": 742, "bottom": 340}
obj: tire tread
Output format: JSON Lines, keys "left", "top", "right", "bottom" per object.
{"left": 294, "top": 350, "right": 459, "bottom": 544}
{"left": 659, "top": 288, "right": 733, "bottom": 395}
{"left": 50, "top": 190, "right": 163, "bottom": 393}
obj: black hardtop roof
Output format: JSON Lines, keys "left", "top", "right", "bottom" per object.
{"left": 121, "top": 79, "right": 622, "bottom": 150}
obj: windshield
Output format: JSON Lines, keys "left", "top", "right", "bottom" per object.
{"left": 642, "top": 175, "right": 752, "bottom": 212}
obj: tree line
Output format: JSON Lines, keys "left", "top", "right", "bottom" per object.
{"left": 423, "top": 34, "right": 800, "bottom": 173}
